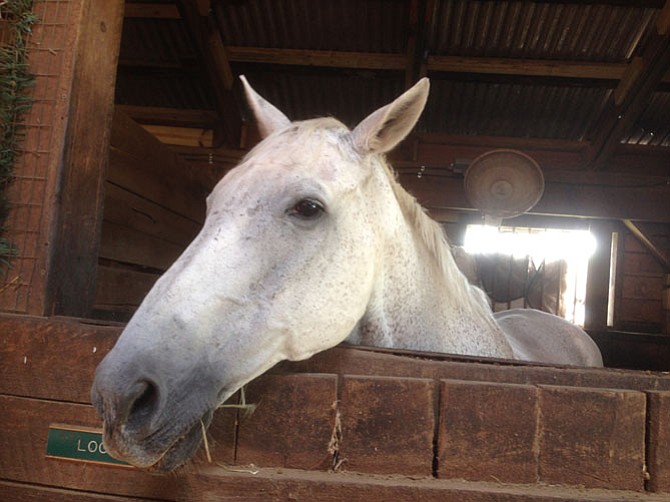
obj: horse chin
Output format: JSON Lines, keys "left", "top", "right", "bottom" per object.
{"left": 151, "top": 410, "right": 213, "bottom": 472}
{"left": 150, "top": 412, "right": 212, "bottom": 472}
{"left": 105, "top": 409, "right": 214, "bottom": 473}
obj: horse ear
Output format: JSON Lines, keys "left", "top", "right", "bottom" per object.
{"left": 352, "top": 78, "right": 429, "bottom": 155}
{"left": 240, "top": 75, "right": 291, "bottom": 138}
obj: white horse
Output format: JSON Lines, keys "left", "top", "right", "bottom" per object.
{"left": 91, "top": 77, "right": 602, "bottom": 472}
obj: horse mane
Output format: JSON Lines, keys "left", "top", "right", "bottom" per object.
{"left": 379, "top": 159, "right": 499, "bottom": 328}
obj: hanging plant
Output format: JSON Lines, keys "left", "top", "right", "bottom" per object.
{"left": 0, "top": 0, "right": 37, "bottom": 271}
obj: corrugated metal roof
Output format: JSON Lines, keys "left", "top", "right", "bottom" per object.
{"left": 625, "top": 92, "right": 670, "bottom": 147}
{"left": 116, "top": 16, "right": 214, "bottom": 110}
{"left": 120, "top": 17, "right": 196, "bottom": 66}
{"left": 114, "top": 0, "right": 670, "bottom": 155}
{"left": 423, "top": 78, "right": 611, "bottom": 140}
{"left": 214, "top": 0, "right": 409, "bottom": 54}
{"left": 427, "top": 1, "right": 658, "bottom": 62}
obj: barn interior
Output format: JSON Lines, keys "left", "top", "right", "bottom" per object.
{"left": 2, "top": 0, "right": 670, "bottom": 370}
{"left": 111, "top": 0, "right": 670, "bottom": 369}
{"left": 4, "top": 2, "right": 670, "bottom": 500}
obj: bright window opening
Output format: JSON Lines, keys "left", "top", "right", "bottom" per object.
{"left": 463, "top": 225, "right": 597, "bottom": 326}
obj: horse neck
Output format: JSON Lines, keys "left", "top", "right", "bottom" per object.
{"left": 355, "top": 162, "right": 514, "bottom": 359}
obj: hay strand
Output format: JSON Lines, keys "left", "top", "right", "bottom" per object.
{"left": 200, "top": 419, "right": 212, "bottom": 464}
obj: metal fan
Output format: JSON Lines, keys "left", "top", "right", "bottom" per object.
{"left": 464, "top": 149, "right": 544, "bottom": 226}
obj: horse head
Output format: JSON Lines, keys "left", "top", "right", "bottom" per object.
{"left": 90, "top": 77, "right": 430, "bottom": 471}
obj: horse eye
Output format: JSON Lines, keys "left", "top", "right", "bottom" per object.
{"left": 289, "top": 199, "right": 324, "bottom": 219}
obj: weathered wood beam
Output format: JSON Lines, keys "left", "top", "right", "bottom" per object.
{"left": 584, "top": 221, "right": 616, "bottom": 330}
{"left": 109, "top": 109, "right": 215, "bottom": 223}
{"left": 140, "top": 124, "right": 215, "bottom": 148}
{"left": 115, "top": 105, "right": 218, "bottom": 128}
{"left": 403, "top": 133, "right": 669, "bottom": 176}
{"left": 404, "top": 0, "right": 422, "bottom": 87}
{"left": 176, "top": 0, "right": 241, "bottom": 146}
{"left": 227, "top": 46, "right": 407, "bottom": 71}
{"left": 427, "top": 56, "right": 625, "bottom": 80}
{"left": 419, "top": 0, "right": 438, "bottom": 79}
{"left": 397, "top": 172, "right": 670, "bottom": 223}
{"left": 623, "top": 219, "right": 670, "bottom": 271}
{"left": 225, "top": 47, "right": 633, "bottom": 82}
{"left": 588, "top": 0, "right": 670, "bottom": 170}
{"left": 47, "top": 0, "right": 125, "bottom": 317}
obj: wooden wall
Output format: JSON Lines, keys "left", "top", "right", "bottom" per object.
{"left": 617, "top": 224, "right": 670, "bottom": 334}
{"left": 0, "top": 0, "right": 124, "bottom": 316}
{"left": 93, "top": 109, "right": 223, "bottom": 320}
{"left": 3, "top": 314, "right": 670, "bottom": 501}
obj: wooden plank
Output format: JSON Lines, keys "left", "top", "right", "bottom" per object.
{"left": 0, "top": 481, "right": 166, "bottom": 502}
{"left": 227, "top": 46, "right": 407, "bottom": 71}
{"left": 109, "top": 108, "right": 213, "bottom": 224}
{"left": 3, "top": 314, "right": 670, "bottom": 406}
{"left": 614, "top": 57, "right": 646, "bottom": 106}
{"left": 427, "top": 56, "right": 625, "bottom": 80}
{"left": 405, "top": 134, "right": 670, "bottom": 178}
{"left": 94, "top": 265, "right": 158, "bottom": 309}
{"left": 0, "top": 396, "right": 179, "bottom": 500}
{"left": 623, "top": 252, "right": 665, "bottom": 276}
{"left": 404, "top": 0, "right": 422, "bottom": 87}
{"left": 116, "top": 105, "right": 218, "bottom": 128}
{"left": 622, "top": 275, "right": 665, "bottom": 300}
{"left": 47, "top": 0, "right": 125, "bottom": 317}
{"left": 648, "top": 391, "right": 670, "bottom": 493}
{"left": 235, "top": 374, "right": 338, "bottom": 470}
{"left": 177, "top": 1, "right": 241, "bottom": 147}
{"left": 538, "top": 386, "right": 647, "bottom": 491}
{"left": 0, "top": 315, "right": 116, "bottom": 403}
{"left": 99, "top": 220, "right": 184, "bottom": 271}
{"left": 338, "top": 375, "right": 436, "bottom": 476}
{"left": 396, "top": 172, "right": 670, "bottom": 223}
{"left": 103, "top": 182, "right": 201, "bottom": 249}
{"left": 141, "top": 124, "right": 215, "bottom": 148}
{"left": 278, "top": 344, "right": 670, "bottom": 390}
{"left": 584, "top": 220, "right": 614, "bottom": 330}
{"left": 179, "top": 466, "right": 670, "bottom": 502}
{"left": 617, "top": 298, "right": 664, "bottom": 328}
{"left": 623, "top": 220, "right": 670, "bottom": 272}
{"left": 656, "top": 0, "right": 670, "bottom": 36}
{"left": 3, "top": 313, "right": 670, "bottom": 496}
{"left": 438, "top": 380, "right": 539, "bottom": 484}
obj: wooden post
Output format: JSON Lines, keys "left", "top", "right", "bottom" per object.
{"left": 584, "top": 220, "right": 615, "bottom": 331}
{"left": 46, "top": 0, "right": 125, "bottom": 316}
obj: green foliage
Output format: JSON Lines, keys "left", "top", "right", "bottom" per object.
{"left": 0, "top": 0, "right": 37, "bottom": 272}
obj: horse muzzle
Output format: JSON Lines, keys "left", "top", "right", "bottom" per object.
{"left": 91, "top": 353, "right": 217, "bottom": 471}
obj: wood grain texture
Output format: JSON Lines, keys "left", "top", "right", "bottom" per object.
{"left": 47, "top": 0, "right": 125, "bottom": 317}
{"left": 339, "top": 375, "right": 436, "bottom": 476}
{"left": 538, "top": 385, "right": 647, "bottom": 491}
{"left": 647, "top": 391, "right": 670, "bottom": 493}
{"left": 439, "top": 380, "right": 539, "bottom": 483}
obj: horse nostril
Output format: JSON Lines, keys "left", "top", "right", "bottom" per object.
{"left": 126, "top": 380, "right": 161, "bottom": 433}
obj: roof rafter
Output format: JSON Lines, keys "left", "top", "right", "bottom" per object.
{"left": 175, "top": 0, "right": 241, "bottom": 147}
{"left": 587, "top": 0, "right": 670, "bottom": 170}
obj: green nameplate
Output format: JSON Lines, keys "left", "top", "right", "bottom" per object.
{"left": 46, "top": 424, "right": 131, "bottom": 467}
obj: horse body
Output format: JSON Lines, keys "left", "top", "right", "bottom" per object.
{"left": 91, "top": 77, "right": 602, "bottom": 472}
